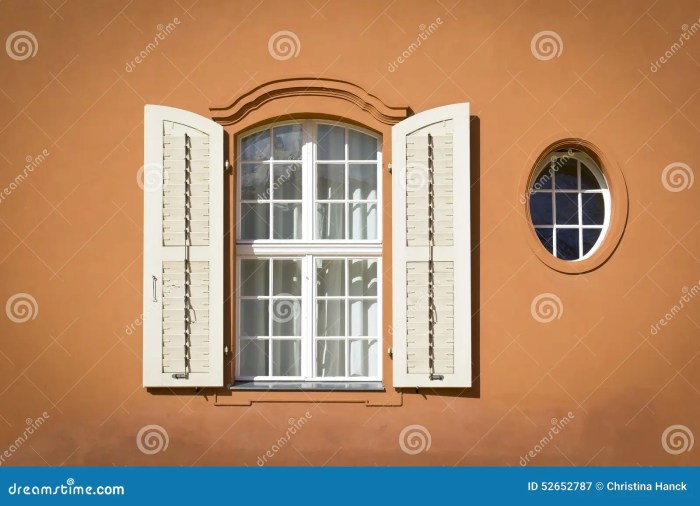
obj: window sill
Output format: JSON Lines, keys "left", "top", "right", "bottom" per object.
{"left": 230, "top": 381, "right": 385, "bottom": 392}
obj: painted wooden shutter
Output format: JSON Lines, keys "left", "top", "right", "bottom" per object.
{"left": 143, "top": 105, "right": 224, "bottom": 387}
{"left": 392, "top": 103, "right": 471, "bottom": 388}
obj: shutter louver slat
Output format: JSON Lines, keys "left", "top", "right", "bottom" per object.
{"left": 143, "top": 105, "right": 223, "bottom": 388}
{"left": 392, "top": 103, "right": 471, "bottom": 388}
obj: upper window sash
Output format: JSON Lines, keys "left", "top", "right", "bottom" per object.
{"left": 236, "top": 120, "right": 382, "bottom": 244}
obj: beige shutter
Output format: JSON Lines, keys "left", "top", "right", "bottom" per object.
{"left": 143, "top": 105, "right": 224, "bottom": 387}
{"left": 392, "top": 103, "right": 471, "bottom": 388}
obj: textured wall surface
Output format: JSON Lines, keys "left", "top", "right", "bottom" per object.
{"left": 0, "top": 0, "right": 699, "bottom": 466}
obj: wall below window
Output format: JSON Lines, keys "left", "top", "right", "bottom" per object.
{"left": 0, "top": 0, "right": 698, "bottom": 466}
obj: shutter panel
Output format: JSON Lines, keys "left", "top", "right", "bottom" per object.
{"left": 392, "top": 103, "right": 471, "bottom": 388}
{"left": 143, "top": 105, "right": 224, "bottom": 387}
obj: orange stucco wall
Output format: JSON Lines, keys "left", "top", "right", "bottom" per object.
{"left": 1, "top": 0, "right": 699, "bottom": 466}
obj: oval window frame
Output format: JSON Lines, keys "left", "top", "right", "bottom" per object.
{"left": 520, "top": 138, "right": 628, "bottom": 274}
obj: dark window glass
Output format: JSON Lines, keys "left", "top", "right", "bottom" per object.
{"left": 581, "top": 193, "right": 605, "bottom": 225}
{"left": 556, "top": 229, "right": 579, "bottom": 260}
{"left": 529, "top": 193, "right": 553, "bottom": 225}
{"left": 555, "top": 193, "right": 578, "bottom": 225}
{"left": 580, "top": 163, "right": 600, "bottom": 190}
{"left": 582, "top": 228, "right": 602, "bottom": 256}
{"left": 554, "top": 159, "right": 578, "bottom": 189}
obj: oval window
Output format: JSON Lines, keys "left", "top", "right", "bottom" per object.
{"left": 528, "top": 149, "right": 610, "bottom": 261}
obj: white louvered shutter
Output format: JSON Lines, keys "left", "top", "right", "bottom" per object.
{"left": 143, "top": 105, "right": 224, "bottom": 387}
{"left": 392, "top": 103, "right": 471, "bottom": 388}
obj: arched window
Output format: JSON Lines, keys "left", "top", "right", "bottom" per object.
{"left": 236, "top": 120, "right": 382, "bottom": 381}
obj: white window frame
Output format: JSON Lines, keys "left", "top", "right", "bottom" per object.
{"left": 530, "top": 150, "right": 611, "bottom": 261}
{"left": 235, "top": 120, "right": 383, "bottom": 383}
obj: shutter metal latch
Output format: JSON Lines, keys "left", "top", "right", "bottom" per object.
{"left": 225, "top": 159, "right": 231, "bottom": 172}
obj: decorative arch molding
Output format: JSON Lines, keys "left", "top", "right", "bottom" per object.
{"left": 210, "top": 77, "right": 411, "bottom": 127}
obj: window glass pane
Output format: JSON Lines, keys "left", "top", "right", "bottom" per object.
{"left": 316, "top": 259, "right": 345, "bottom": 296}
{"left": 241, "top": 130, "right": 270, "bottom": 161}
{"left": 241, "top": 164, "right": 269, "bottom": 200}
{"left": 554, "top": 159, "right": 578, "bottom": 189}
{"left": 582, "top": 228, "right": 603, "bottom": 256}
{"left": 348, "top": 203, "right": 377, "bottom": 240}
{"left": 271, "top": 299, "right": 301, "bottom": 336}
{"left": 555, "top": 193, "right": 578, "bottom": 225}
{"left": 272, "top": 339, "right": 301, "bottom": 376}
{"left": 273, "top": 203, "right": 302, "bottom": 240}
{"left": 239, "top": 339, "right": 269, "bottom": 376}
{"left": 240, "top": 300, "right": 269, "bottom": 337}
{"left": 580, "top": 163, "right": 601, "bottom": 190}
{"left": 316, "top": 203, "right": 345, "bottom": 239}
{"left": 240, "top": 259, "right": 269, "bottom": 296}
{"left": 273, "top": 124, "right": 302, "bottom": 160}
{"left": 273, "top": 259, "right": 301, "bottom": 296}
{"left": 556, "top": 229, "right": 579, "bottom": 261}
{"left": 349, "top": 339, "right": 377, "bottom": 377}
{"left": 534, "top": 228, "right": 553, "bottom": 254}
{"left": 316, "top": 164, "right": 345, "bottom": 200}
{"left": 348, "top": 164, "right": 377, "bottom": 200}
{"left": 316, "top": 339, "right": 345, "bottom": 377}
{"left": 348, "top": 130, "right": 377, "bottom": 160}
{"left": 529, "top": 193, "right": 552, "bottom": 226}
{"left": 532, "top": 166, "right": 554, "bottom": 190}
{"left": 240, "top": 203, "right": 270, "bottom": 240}
{"left": 317, "top": 125, "right": 345, "bottom": 160}
{"left": 349, "top": 259, "right": 377, "bottom": 296}
{"left": 349, "top": 299, "right": 378, "bottom": 337}
{"left": 316, "top": 300, "right": 345, "bottom": 336}
{"left": 582, "top": 193, "right": 605, "bottom": 225}
{"left": 272, "top": 164, "right": 302, "bottom": 200}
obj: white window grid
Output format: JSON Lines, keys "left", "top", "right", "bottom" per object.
{"left": 530, "top": 151, "right": 611, "bottom": 261}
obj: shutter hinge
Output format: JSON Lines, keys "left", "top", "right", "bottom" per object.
{"left": 224, "top": 160, "right": 231, "bottom": 172}
{"left": 387, "top": 163, "right": 392, "bottom": 174}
